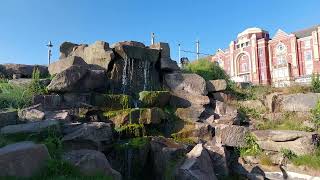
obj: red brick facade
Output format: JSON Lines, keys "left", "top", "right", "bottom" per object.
{"left": 211, "top": 25, "right": 320, "bottom": 87}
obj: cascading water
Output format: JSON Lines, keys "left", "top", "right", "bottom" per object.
{"left": 143, "top": 60, "right": 150, "bottom": 91}
{"left": 126, "top": 146, "right": 132, "bottom": 180}
{"left": 122, "top": 58, "right": 128, "bottom": 93}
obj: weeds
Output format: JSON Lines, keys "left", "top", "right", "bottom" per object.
{"left": 257, "top": 112, "right": 312, "bottom": 132}
{"left": 311, "top": 73, "right": 320, "bottom": 93}
{"left": 238, "top": 133, "right": 261, "bottom": 157}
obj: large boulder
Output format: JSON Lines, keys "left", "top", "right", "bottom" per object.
{"left": 106, "top": 108, "right": 166, "bottom": 128}
{"left": 206, "top": 79, "right": 227, "bottom": 92}
{"left": 149, "top": 137, "right": 187, "bottom": 180}
{"left": 276, "top": 93, "right": 320, "bottom": 112}
{"left": 150, "top": 42, "right": 180, "bottom": 72}
{"left": 165, "top": 73, "right": 211, "bottom": 122}
{"left": 62, "top": 122, "right": 113, "bottom": 151}
{"left": 32, "top": 94, "right": 63, "bottom": 111}
{"left": 107, "top": 137, "right": 151, "bottom": 180}
{"left": 59, "top": 41, "right": 115, "bottom": 70}
{"left": 0, "top": 109, "right": 18, "bottom": 128}
{"left": 62, "top": 149, "right": 121, "bottom": 180}
{"left": 252, "top": 130, "right": 319, "bottom": 155}
{"left": 18, "top": 104, "right": 45, "bottom": 122}
{"left": 172, "top": 121, "right": 214, "bottom": 143}
{"left": 176, "top": 144, "right": 217, "bottom": 180}
{"left": 238, "top": 99, "right": 267, "bottom": 112}
{"left": 139, "top": 91, "right": 171, "bottom": 108}
{"left": 0, "top": 141, "right": 50, "bottom": 177}
{"left": 204, "top": 141, "right": 229, "bottom": 178}
{"left": 48, "top": 56, "right": 87, "bottom": 75}
{"left": 215, "top": 124, "right": 249, "bottom": 147}
{"left": 47, "top": 65, "right": 108, "bottom": 93}
{"left": 1, "top": 64, "right": 48, "bottom": 78}
{"left": 108, "top": 42, "right": 161, "bottom": 94}
{"left": 165, "top": 73, "right": 207, "bottom": 96}
{"left": 0, "top": 120, "right": 60, "bottom": 135}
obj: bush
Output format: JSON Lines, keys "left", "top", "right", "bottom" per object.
{"left": 238, "top": 133, "right": 261, "bottom": 157}
{"left": 183, "top": 58, "right": 229, "bottom": 81}
{"left": 28, "top": 68, "right": 47, "bottom": 95}
{"left": 281, "top": 149, "right": 297, "bottom": 160}
{"left": 312, "top": 73, "right": 320, "bottom": 93}
{"left": 311, "top": 100, "right": 320, "bottom": 130}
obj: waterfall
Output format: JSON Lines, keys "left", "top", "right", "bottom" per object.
{"left": 122, "top": 58, "right": 128, "bottom": 93}
{"left": 143, "top": 60, "right": 150, "bottom": 91}
{"left": 127, "top": 148, "right": 132, "bottom": 180}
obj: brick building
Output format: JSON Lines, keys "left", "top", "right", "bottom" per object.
{"left": 211, "top": 25, "right": 320, "bottom": 87}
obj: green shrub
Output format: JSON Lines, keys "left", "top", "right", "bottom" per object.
{"left": 312, "top": 73, "right": 320, "bottom": 93}
{"left": 238, "top": 133, "right": 261, "bottom": 157}
{"left": 183, "top": 58, "right": 229, "bottom": 81}
{"left": 311, "top": 99, "right": 320, "bottom": 130}
{"left": 28, "top": 68, "right": 47, "bottom": 95}
{"left": 281, "top": 149, "right": 297, "bottom": 160}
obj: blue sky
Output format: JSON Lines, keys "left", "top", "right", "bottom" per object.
{"left": 0, "top": 0, "right": 319, "bottom": 65}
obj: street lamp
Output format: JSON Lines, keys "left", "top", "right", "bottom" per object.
{"left": 46, "top": 41, "right": 53, "bottom": 65}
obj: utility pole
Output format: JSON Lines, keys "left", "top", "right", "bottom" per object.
{"left": 196, "top": 40, "right": 200, "bottom": 60}
{"left": 151, "top": 32, "right": 155, "bottom": 45}
{"left": 178, "top": 44, "right": 181, "bottom": 61}
{"left": 46, "top": 41, "right": 53, "bottom": 65}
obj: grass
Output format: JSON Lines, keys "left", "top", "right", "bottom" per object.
{"left": 0, "top": 83, "right": 33, "bottom": 109}
{"left": 292, "top": 153, "right": 320, "bottom": 170}
{"left": 256, "top": 112, "right": 313, "bottom": 132}
{"left": 281, "top": 148, "right": 320, "bottom": 170}
{"left": 259, "top": 154, "right": 273, "bottom": 166}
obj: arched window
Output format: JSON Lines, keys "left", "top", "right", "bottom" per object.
{"left": 275, "top": 43, "right": 287, "bottom": 66}
{"left": 237, "top": 53, "right": 250, "bottom": 73}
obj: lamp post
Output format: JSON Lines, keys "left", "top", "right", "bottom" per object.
{"left": 151, "top": 32, "right": 155, "bottom": 45}
{"left": 46, "top": 41, "right": 53, "bottom": 65}
{"left": 196, "top": 40, "right": 200, "bottom": 60}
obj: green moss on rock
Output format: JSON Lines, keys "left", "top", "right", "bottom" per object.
{"left": 139, "top": 91, "right": 170, "bottom": 108}
{"left": 115, "top": 123, "right": 146, "bottom": 138}
{"left": 92, "top": 93, "right": 132, "bottom": 110}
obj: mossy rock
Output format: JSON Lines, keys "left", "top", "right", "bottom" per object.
{"left": 104, "top": 108, "right": 166, "bottom": 128}
{"left": 115, "top": 123, "right": 146, "bottom": 138}
{"left": 107, "top": 137, "right": 151, "bottom": 179}
{"left": 92, "top": 93, "right": 132, "bottom": 110}
{"left": 139, "top": 91, "right": 170, "bottom": 108}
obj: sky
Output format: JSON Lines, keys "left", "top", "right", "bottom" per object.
{"left": 0, "top": 0, "right": 320, "bottom": 65}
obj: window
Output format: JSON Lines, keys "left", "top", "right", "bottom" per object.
{"left": 305, "top": 40, "right": 311, "bottom": 49}
{"left": 258, "top": 48, "right": 263, "bottom": 56}
{"left": 277, "top": 56, "right": 286, "bottom": 65}
{"left": 276, "top": 43, "right": 286, "bottom": 54}
{"left": 236, "top": 44, "right": 240, "bottom": 49}
{"left": 241, "top": 63, "right": 248, "bottom": 72}
{"left": 260, "top": 59, "right": 265, "bottom": 67}
{"left": 246, "top": 42, "right": 249, "bottom": 46}
{"left": 261, "top": 72, "right": 265, "bottom": 80}
{"left": 304, "top": 51, "right": 312, "bottom": 61}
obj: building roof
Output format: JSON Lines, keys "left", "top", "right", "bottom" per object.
{"left": 293, "top": 25, "right": 320, "bottom": 38}
{"left": 237, "top": 27, "right": 268, "bottom": 38}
